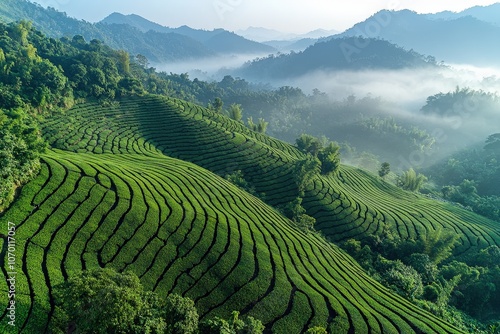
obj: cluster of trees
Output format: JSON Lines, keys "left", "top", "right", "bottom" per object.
{"left": 397, "top": 168, "right": 428, "bottom": 192}
{"left": 295, "top": 134, "right": 341, "bottom": 176}
{"left": 342, "top": 228, "right": 500, "bottom": 332}
{"left": 51, "top": 268, "right": 267, "bottom": 334}
{"left": 272, "top": 134, "right": 342, "bottom": 233}
{"left": 421, "top": 86, "right": 500, "bottom": 116}
{"left": 0, "top": 108, "right": 46, "bottom": 211}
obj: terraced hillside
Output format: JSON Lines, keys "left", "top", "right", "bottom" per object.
{"left": 42, "top": 95, "right": 500, "bottom": 256}
{"left": 0, "top": 94, "right": 480, "bottom": 333}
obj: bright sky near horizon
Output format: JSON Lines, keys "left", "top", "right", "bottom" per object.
{"left": 30, "top": 0, "right": 500, "bottom": 33}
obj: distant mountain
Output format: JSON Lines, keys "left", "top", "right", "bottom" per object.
{"left": 101, "top": 13, "right": 275, "bottom": 54}
{"left": 236, "top": 26, "right": 297, "bottom": 42}
{"left": 237, "top": 37, "right": 436, "bottom": 80}
{"left": 428, "top": 3, "right": 500, "bottom": 26}
{"left": 0, "top": 0, "right": 273, "bottom": 64}
{"left": 337, "top": 9, "right": 500, "bottom": 65}
{"left": 237, "top": 26, "right": 338, "bottom": 43}
{"left": 263, "top": 37, "right": 319, "bottom": 52}
{"left": 0, "top": 0, "right": 214, "bottom": 62}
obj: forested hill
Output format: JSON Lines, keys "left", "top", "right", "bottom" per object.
{"left": 236, "top": 37, "right": 437, "bottom": 80}
{"left": 337, "top": 9, "right": 500, "bottom": 66}
{"left": 0, "top": 0, "right": 273, "bottom": 63}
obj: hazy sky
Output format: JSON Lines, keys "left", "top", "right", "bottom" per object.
{"left": 31, "top": 0, "right": 500, "bottom": 33}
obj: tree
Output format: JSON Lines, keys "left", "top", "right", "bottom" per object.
{"left": 283, "top": 197, "right": 316, "bottom": 232}
{"left": 116, "top": 50, "right": 130, "bottom": 74}
{"left": 212, "top": 97, "right": 224, "bottom": 112}
{"left": 164, "top": 294, "right": 199, "bottom": 334}
{"left": 293, "top": 156, "right": 320, "bottom": 196}
{"left": 318, "top": 142, "right": 341, "bottom": 175}
{"left": 382, "top": 260, "right": 424, "bottom": 300}
{"left": 296, "top": 134, "right": 322, "bottom": 156}
{"left": 228, "top": 103, "right": 243, "bottom": 122}
{"left": 135, "top": 54, "right": 149, "bottom": 68}
{"left": 397, "top": 168, "right": 427, "bottom": 192}
{"left": 256, "top": 118, "right": 268, "bottom": 134}
{"left": 53, "top": 268, "right": 147, "bottom": 334}
{"left": 406, "top": 253, "right": 438, "bottom": 284}
{"left": 247, "top": 117, "right": 268, "bottom": 134}
{"left": 306, "top": 326, "right": 328, "bottom": 334}
{"left": 198, "top": 311, "right": 264, "bottom": 334}
{"left": 52, "top": 268, "right": 201, "bottom": 334}
{"left": 247, "top": 117, "right": 256, "bottom": 131}
{"left": 416, "top": 228, "right": 458, "bottom": 264}
{"left": 378, "top": 162, "right": 391, "bottom": 179}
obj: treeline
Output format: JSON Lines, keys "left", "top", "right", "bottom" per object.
{"left": 421, "top": 86, "right": 500, "bottom": 116}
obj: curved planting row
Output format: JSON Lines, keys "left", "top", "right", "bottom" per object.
{"left": 0, "top": 150, "right": 463, "bottom": 333}
{"left": 41, "top": 95, "right": 500, "bottom": 258}
{"left": 304, "top": 166, "right": 500, "bottom": 255}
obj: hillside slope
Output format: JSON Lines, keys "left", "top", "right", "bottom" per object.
{"left": 0, "top": 95, "right": 467, "bottom": 333}
{"left": 236, "top": 37, "right": 436, "bottom": 80}
{"left": 41, "top": 95, "right": 500, "bottom": 257}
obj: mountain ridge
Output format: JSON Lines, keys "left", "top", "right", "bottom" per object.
{"left": 100, "top": 12, "right": 275, "bottom": 55}
{"left": 335, "top": 8, "right": 500, "bottom": 65}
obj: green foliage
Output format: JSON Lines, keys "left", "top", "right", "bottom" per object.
{"left": 378, "top": 162, "right": 391, "bottom": 178}
{"left": 198, "top": 311, "right": 264, "bottom": 334}
{"left": 397, "top": 168, "right": 427, "bottom": 192}
{"left": 293, "top": 156, "right": 320, "bottom": 195}
{"left": 422, "top": 86, "right": 499, "bottom": 117}
{"left": 382, "top": 260, "right": 424, "bottom": 300}
{"left": 484, "top": 133, "right": 500, "bottom": 152}
{"left": 164, "top": 294, "right": 199, "bottom": 334}
{"left": 305, "top": 326, "right": 328, "bottom": 334}
{"left": 296, "top": 134, "right": 340, "bottom": 175}
{"left": 296, "top": 134, "right": 323, "bottom": 156}
{"left": 224, "top": 170, "right": 257, "bottom": 196}
{"left": 417, "top": 228, "right": 459, "bottom": 264}
{"left": 53, "top": 268, "right": 148, "bottom": 333}
{"left": 406, "top": 253, "right": 438, "bottom": 284}
{"left": 317, "top": 142, "right": 341, "bottom": 175}
{"left": 53, "top": 268, "right": 202, "bottom": 334}
{"left": 441, "top": 179, "right": 500, "bottom": 222}
{"left": 283, "top": 197, "right": 316, "bottom": 232}
{"left": 228, "top": 103, "right": 243, "bottom": 122}
{"left": 0, "top": 108, "right": 45, "bottom": 211}
{"left": 247, "top": 116, "right": 268, "bottom": 133}
{"left": 210, "top": 97, "right": 224, "bottom": 112}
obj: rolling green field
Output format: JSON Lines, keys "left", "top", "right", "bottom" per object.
{"left": 3, "top": 94, "right": 494, "bottom": 333}
{"left": 41, "top": 95, "right": 500, "bottom": 255}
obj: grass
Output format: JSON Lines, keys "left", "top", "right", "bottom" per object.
{"left": 0, "top": 95, "right": 482, "bottom": 333}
